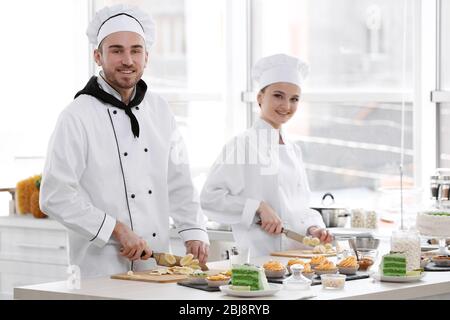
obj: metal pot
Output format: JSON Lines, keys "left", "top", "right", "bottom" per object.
{"left": 310, "top": 193, "right": 350, "bottom": 228}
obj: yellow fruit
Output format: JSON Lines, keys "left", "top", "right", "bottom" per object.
{"left": 302, "top": 236, "right": 312, "bottom": 246}
{"left": 311, "top": 237, "right": 321, "bottom": 246}
{"left": 164, "top": 253, "right": 176, "bottom": 265}
{"left": 180, "top": 253, "right": 194, "bottom": 266}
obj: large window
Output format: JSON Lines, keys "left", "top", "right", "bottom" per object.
{"left": 249, "top": 0, "right": 419, "bottom": 222}
{"left": 0, "top": 0, "right": 89, "bottom": 213}
{"left": 93, "top": 0, "right": 248, "bottom": 187}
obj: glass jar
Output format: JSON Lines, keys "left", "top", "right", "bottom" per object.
{"left": 390, "top": 230, "right": 421, "bottom": 271}
{"left": 282, "top": 264, "right": 312, "bottom": 290}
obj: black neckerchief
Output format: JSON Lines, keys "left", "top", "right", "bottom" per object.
{"left": 74, "top": 76, "right": 147, "bottom": 138}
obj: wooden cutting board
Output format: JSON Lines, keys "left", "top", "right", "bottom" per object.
{"left": 271, "top": 250, "right": 337, "bottom": 258}
{"left": 111, "top": 271, "right": 188, "bottom": 283}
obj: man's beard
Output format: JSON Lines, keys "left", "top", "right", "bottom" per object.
{"left": 104, "top": 69, "right": 143, "bottom": 91}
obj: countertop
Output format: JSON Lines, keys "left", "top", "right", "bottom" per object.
{"left": 14, "top": 255, "right": 450, "bottom": 300}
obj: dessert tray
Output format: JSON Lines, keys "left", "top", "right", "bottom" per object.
{"left": 370, "top": 272, "right": 425, "bottom": 283}
{"left": 219, "top": 284, "right": 282, "bottom": 297}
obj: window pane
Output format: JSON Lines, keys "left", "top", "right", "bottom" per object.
{"left": 252, "top": 0, "right": 416, "bottom": 218}
{"left": 442, "top": 0, "right": 450, "bottom": 89}
{"left": 0, "top": 1, "right": 88, "bottom": 189}
{"left": 94, "top": 0, "right": 247, "bottom": 180}
{"left": 252, "top": 0, "right": 414, "bottom": 91}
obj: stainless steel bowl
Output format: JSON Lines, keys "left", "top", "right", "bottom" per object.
{"left": 354, "top": 237, "right": 380, "bottom": 250}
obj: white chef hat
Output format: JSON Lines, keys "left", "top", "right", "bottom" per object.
{"left": 87, "top": 4, "right": 156, "bottom": 49}
{"left": 252, "top": 54, "right": 309, "bottom": 92}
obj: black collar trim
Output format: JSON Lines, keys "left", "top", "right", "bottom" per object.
{"left": 74, "top": 76, "right": 147, "bottom": 138}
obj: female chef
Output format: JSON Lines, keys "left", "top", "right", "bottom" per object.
{"left": 200, "top": 54, "right": 332, "bottom": 257}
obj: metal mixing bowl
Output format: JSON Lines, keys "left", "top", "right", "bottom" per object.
{"left": 354, "top": 237, "right": 380, "bottom": 250}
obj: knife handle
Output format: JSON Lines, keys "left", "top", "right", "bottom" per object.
{"left": 256, "top": 219, "right": 285, "bottom": 233}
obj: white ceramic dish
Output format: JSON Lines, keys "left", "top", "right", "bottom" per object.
{"left": 219, "top": 284, "right": 282, "bottom": 297}
{"left": 370, "top": 272, "right": 425, "bottom": 283}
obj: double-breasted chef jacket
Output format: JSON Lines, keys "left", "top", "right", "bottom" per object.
{"left": 200, "top": 117, "right": 325, "bottom": 257}
{"left": 40, "top": 74, "right": 209, "bottom": 278}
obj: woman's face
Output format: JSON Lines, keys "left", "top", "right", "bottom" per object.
{"left": 257, "top": 82, "right": 301, "bottom": 129}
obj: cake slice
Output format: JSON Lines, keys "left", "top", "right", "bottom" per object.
{"left": 381, "top": 253, "right": 407, "bottom": 276}
{"left": 231, "top": 264, "right": 270, "bottom": 291}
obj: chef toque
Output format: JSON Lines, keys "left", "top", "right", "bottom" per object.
{"left": 252, "top": 54, "right": 309, "bottom": 92}
{"left": 87, "top": 4, "right": 156, "bottom": 49}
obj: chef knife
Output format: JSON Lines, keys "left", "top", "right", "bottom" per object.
{"left": 256, "top": 220, "right": 306, "bottom": 244}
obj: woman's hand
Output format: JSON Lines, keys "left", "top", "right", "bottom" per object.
{"left": 257, "top": 201, "right": 283, "bottom": 235}
{"left": 308, "top": 226, "right": 333, "bottom": 243}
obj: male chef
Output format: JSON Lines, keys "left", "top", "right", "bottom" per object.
{"left": 40, "top": 4, "right": 209, "bottom": 278}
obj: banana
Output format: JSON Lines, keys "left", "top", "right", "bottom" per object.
{"left": 164, "top": 253, "right": 176, "bottom": 265}
{"left": 180, "top": 253, "right": 194, "bottom": 266}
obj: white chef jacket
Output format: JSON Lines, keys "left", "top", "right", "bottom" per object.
{"left": 40, "top": 74, "right": 209, "bottom": 278}
{"left": 200, "top": 117, "right": 325, "bottom": 257}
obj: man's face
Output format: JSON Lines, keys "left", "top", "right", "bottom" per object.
{"left": 94, "top": 31, "right": 148, "bottom": 92}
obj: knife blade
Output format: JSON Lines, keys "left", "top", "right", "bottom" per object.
{"left": 150, "top": 252, "right": 209, "bottom": 271}
{"left": 255, "top": 219, "right": 306, "bottom": 244}
{"left": 281, "top": 228, "right": 306, "bottom": 243}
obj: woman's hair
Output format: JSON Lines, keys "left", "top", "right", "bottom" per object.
{"left": 258, "top": 86, "right": 268, "bottom": 107}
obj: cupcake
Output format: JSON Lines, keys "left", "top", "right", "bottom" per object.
{"left": 263, "top": 260, "right": 287, "bottom": 278}
{"left": 206, "top": 274, "right": 231, "bottom": 287}
{"left": 314, "top": 260, "right": 338, "bottom": 275}
{"left": 286, "top": 259, "right": 305, "bottom": 274}
{"left": 337, "top": 256, "right": 359, "bottom": 275}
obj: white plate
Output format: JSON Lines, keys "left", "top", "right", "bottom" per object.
{"left": 219, "top": 284, "right": 282, "bottom": 297}
{"left": 370, "top": 272, "right": 425, "bottom": 283}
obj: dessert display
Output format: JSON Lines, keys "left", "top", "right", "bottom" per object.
{"left": 337, "top": 256, "right": 359, "bottom": 275}
{"left": 416, "top": 211, "right": 450, "bottom": 238}
{"left": 231, "top": 264, "right": 271, "bottom": 291}
{"left": 314, "top": 260, "right": 338, "bottom": 275}
{"left": 321, "top": 274, "right": 346, "bottom": 289}
{"left": 263, "top": 260, "right": 287, "bottom": 278}
{"left": 310, "top": 255, "right": 327, "bottom": 267}
{"left": 206, "top": 273, "right": 231, "bottom": 287}
{"left": 381, "top": 253, "right": 407, "bottom": 276}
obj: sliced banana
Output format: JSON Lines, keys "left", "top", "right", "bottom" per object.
{"left": 302, "top": 236, "right": 312, "bottom": 246}
{"left": 310, "top": 237, "right": 321, "bottom": 246}
{"left": 180, "top": 253, "right": 194, "bottom": 266}
{"left": 324, "top": 243, "right": 333, "bottom": 250}
{"left": 164, "top": 253, "right": 176, "bottom": 265}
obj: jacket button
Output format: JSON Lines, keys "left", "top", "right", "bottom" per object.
{"left": 152, "top": 233, "right": 156, "bottom": 237}
{"left": 148, "top": 190, "right": 152, "bottom": 194}
{"left": 136, "top": 106, "right": 140, "bottom": 110}
{"left": 124, "top": 152, "right": 128, "bottom": 156}
{"left": 113, "top": 110, "right": 117, "bottom": 114}
{"left": 144, "top": 148, "right": 148, "bottom": 152}
{"left": 131, "top": 194, "right": 135, "bottom": 199}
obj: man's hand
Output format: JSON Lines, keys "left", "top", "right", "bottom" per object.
{"left": 308, "top": 226, "right": 333, "bottom": 243}
{"left": 113, "top": 221, "right": 152, "bottom": 261}
{"left": 257, "top": 201, "right": 283, "bottom": 234}
{"left": 185, "top": 240, "right": 209, "bottom": 265}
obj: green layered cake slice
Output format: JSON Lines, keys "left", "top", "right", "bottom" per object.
{"left": 381, "top": 253, "right": 407, "bottom": 276}
{"left": 231, "top": 264, "right": 270, "bottom": 291}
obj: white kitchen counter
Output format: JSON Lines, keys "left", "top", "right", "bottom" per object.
{"left": 14, "top": 254, "right": 450, "bottom": 300}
